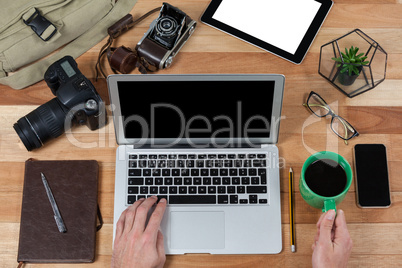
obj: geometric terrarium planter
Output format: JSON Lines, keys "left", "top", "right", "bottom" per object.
{"left": 318, "top": 29, "right": 387, "bottom": 98}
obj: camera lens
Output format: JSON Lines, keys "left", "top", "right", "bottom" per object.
{"left": 13, "top": 98, "right": 68, "bottom": 151}
{"left": 156, "top": 16, "right": 178, "bottom": 37}
{"left": 161, "top": 19, "right": 173, "bottom": 31}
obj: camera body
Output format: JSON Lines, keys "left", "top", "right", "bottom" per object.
{"left": 44, "top": 56, "right": 106, "bottom": 130}
{"left": 14, "top": 56, "right": 107, "bottom": 151}
{"left": 136, "top": 3, "right": 196, "bottom": 71}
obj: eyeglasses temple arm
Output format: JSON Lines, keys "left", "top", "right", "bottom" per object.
{"left": 303, "top": 103, "right": 331, "bottom": 113}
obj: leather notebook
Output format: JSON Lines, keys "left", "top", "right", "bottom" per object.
{"left": 18, "top": 159, "right": 100, "bottom": 263}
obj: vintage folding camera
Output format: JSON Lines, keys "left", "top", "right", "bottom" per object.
{"left": 136, "top": 2, "right": 197, "bottom": 71}
{"left": 14, "top": 56, "right": 107, "bottom": 151}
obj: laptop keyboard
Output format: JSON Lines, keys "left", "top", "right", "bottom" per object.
{"left": 126, "top": 153, "right": 269, "bottom": 205}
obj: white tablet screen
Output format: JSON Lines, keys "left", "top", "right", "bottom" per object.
{"left": 212, "top": 0, "right": 322, "bottom": 54}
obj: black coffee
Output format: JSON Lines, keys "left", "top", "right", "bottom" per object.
{"left": 305, "top": 159, "right": 347, "bottom": 197}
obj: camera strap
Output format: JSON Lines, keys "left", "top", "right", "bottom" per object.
{"left": 95, "top": 6, "right": 161, "bottom": 79}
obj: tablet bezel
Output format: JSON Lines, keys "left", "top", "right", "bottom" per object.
{"left": 200, "top": 0, "right": 333, "bottom": 64}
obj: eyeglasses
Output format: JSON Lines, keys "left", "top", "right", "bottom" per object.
{"left": 303, "top": 91, "right": 359, "bottom": 145}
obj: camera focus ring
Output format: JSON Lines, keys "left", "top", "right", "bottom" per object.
{"left": 36, "top": 99, "right": 66, "bottom": 138}
{"left": 156, "top": 16, "right": 178, "bottom": 37}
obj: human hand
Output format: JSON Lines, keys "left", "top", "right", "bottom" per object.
{"left": 312, "top": 209, "right": 353, "bottom": 268}
{"left": 111, "top": 196, "right": 167, "bottom": 268}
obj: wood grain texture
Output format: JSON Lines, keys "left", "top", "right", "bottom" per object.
{"left": 1, "top": 0, "right": 401, "bottom": 267}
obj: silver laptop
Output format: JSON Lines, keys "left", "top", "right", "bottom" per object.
{"left": 108, "top": 74, "right": 284, "bottom": 254}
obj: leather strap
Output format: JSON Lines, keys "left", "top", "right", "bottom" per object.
{"left": 96, "top": 204, "right": 103, "bottom": 232}
{"left": 108, "top": 14, "right": 135, "bottom": 38}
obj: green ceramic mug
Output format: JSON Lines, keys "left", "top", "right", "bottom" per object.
{"left": 299, "top": 151, "right": 353, "bottom": 212}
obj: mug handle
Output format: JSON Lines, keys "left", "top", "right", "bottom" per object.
{"left": 322, "top": 199, "right": 336, "bottom": 213}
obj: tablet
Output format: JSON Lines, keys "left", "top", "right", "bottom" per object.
{"left": 201, "top": 0, "right": 333, "bottom": 64}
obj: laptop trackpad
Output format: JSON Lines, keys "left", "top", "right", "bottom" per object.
{"left": 170, "top": 211, "right": 225, "bottom": 250}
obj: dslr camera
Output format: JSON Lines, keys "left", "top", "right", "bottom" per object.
{"left": 14, "top": 56, "right": 107, "bottom": 151}
{"left": 136, "top": 2, "right": 196, "bottom": 71}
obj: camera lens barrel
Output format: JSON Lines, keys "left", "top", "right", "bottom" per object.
{"left": 13, "top": 98, "right": 67, "bottom": 151}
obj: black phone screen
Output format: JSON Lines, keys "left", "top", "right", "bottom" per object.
{"left": 354, "top": 144, "right": 391, "bottom": 207}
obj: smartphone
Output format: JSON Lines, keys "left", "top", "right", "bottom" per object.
{"left": 354, "top": 144, "right": 391, "bottom": 208}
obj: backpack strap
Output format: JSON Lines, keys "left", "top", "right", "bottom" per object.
{"left": 0, "top": 0, "right": 138, "bottom": 90}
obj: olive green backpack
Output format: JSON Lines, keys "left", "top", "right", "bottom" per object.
{"left": 0, "top": 0, "right": 137, "bottom": 89}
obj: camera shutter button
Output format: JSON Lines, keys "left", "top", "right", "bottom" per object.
{"left": 85, "top": 99, "right": 98, "bottom": 110}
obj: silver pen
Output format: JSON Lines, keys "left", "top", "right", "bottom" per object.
{"left": 41, "top": 172, "right": 67, "bottom": 233}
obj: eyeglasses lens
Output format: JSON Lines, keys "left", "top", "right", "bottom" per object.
{"left": 331, "top": 117, "right": 356, "bottom": 140}
{"left": 308, "top": 94, "right": 330, "bottom": 117}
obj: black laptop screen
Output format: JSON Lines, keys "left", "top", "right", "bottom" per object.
{"left": 117, "top": 81, "right": 275, "bottom": 141}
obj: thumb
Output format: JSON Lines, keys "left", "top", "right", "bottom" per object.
{"left": 156, "top": 229, "right": 165, "bottom": 256}
{"left": 318, "top": 210, "right": 336, "bottom": 243}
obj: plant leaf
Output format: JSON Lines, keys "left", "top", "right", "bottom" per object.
{"left": 341, "top": 51, "right": 347, "bottom": 58}
{"left": 333, "top": 46, "right": 369, "bottom": 67}
{"left": 356, "top": 52, "right": 365, "bottom": 58}
{"left": 349, "top": 65, "right": 353, "bottom": 76}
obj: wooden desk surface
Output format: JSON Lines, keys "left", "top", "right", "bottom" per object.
{"left": 1, "top": 0, "right": 401, "bottom": 267}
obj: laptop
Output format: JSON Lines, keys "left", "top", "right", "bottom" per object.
{"left": 108, "top": 74, "right": 285, "bottom": 254}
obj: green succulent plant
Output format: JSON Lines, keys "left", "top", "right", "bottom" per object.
{"left": 332, "top": 46, "right": 369, "bottom": 76}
